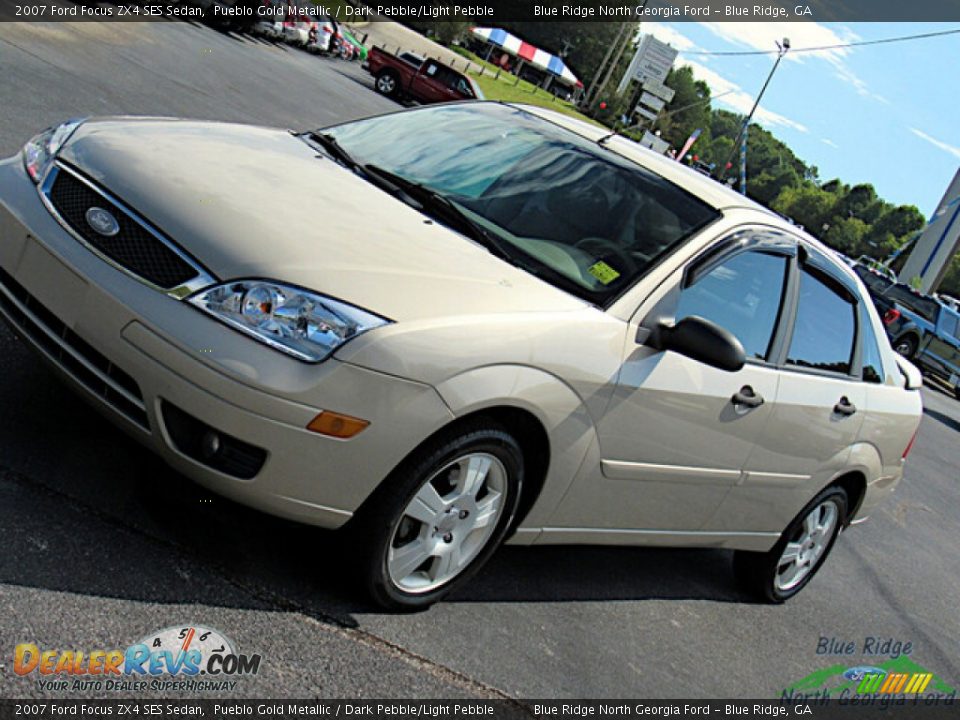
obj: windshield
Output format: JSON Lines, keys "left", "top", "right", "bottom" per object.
{"left": 320, "top": 103, "right": 719, "bottom": 305}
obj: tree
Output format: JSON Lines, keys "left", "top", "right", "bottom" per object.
{"left": 431, "top": 21, "right": 471, "bottom": 44}
{"left": 867, "top": 205, "right": 926, "bottom": 243}
{"left": 658, "top": 66, "right": 712, "bottom": 151}
{"left": 821, "top": 179, "right": 846, "bottom": 195}
{"left": 771, "top": 183, "right": 838, "bottom": 231}
{"left": 823, "top": 217, "right": 868, "bottom": 255}
{"left": 834, "top": 183, "right": 878, "bottom": 220}
{"left": 749, "top": 164, "right": 800, "bottom": 207}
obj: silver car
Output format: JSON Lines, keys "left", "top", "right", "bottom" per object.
{"left": 0, "top": 104, "right": 922, "bottom": 609}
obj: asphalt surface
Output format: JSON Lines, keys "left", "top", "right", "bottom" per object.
{"left": 1, "top": 21, "right": 959, "bottom": 701}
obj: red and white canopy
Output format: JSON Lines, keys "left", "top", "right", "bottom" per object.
{"left": 471, "top": 27, "right": 582, "bottom": 87}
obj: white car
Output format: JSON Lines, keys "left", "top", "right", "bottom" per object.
{"left": 306, "top": 20, "right": 335, "bottom": 55}
{"left": 253, "top": 21, "right": 285, "bottom": 40}
{"left": 282, "top": 21, "right": 313, "bottom": 47}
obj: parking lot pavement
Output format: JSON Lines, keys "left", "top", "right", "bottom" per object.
{"left": 1, "top": 21, "right": 959, "bottom": 700}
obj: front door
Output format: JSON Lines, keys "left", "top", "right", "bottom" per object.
{"left": 550, "top": 236, "right": 796, "bottom": 532}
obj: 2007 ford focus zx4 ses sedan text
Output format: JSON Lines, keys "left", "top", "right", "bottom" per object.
{"left": 0, "top": 103, "right": 923, "bottom": 609}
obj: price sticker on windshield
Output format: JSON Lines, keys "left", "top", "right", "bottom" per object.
{"left": 588, "top": 261, "right": 621, "bottom": 285}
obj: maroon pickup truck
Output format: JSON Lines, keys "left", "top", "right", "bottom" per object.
{"left": 365, "top": 46, "right": 483, "bottom": 104}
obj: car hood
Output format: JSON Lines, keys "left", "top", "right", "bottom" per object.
{"left": 60, "top": 118, "right": 585, "bottom": 321}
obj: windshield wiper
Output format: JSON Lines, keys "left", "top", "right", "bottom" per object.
{"left": 363, "top": 165, "right": 592, "bottom": 298}
{"left": 362, "top": 164, "right": 516, "bottom": 262}
{"left": 306, "top": 133, "right": 423, "bottom": 208}
{"left": 306, "top": 132, "right": 358, "bottom": 170}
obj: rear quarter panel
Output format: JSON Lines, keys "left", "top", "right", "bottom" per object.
{"left": 853, "top": 382, "right": 923, "bottom": 520}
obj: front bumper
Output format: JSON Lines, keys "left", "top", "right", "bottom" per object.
{"left": 0, "top": 157, "right": 454, "bottom": 528}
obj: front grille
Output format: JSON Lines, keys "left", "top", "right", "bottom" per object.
{"left": 0, "top": 267, "right": 149, "bottom": 430}
{"left": 44, "top": 166, "right": 200, "bottom": 290}
{"left": 161, "top": 401, "right": 267, "bottom": 480}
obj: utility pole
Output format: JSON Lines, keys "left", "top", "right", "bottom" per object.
{"left": 720, "top": 37, "right": 790, "bottom": 184}
{"left": 582, "top": 26, "right": 623, "bottom": 108}
{"left": 590, "top": 23, "right": 635, "bottom": 108}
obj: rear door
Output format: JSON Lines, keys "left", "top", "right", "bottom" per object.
{"left": 712, "top": 246, "right": 867, "bottom": 532}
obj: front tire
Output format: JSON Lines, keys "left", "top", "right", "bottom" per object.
{"left": 351, "top": 423, "right": 524, "bottom": 610}
{"left": 734, "top": 486, "right": 847, "bottom": 603}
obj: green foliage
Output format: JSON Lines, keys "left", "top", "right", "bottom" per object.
{"left": 749, "top": 164, "right": 800, "bottom": 207}
{"left": 771, "top": 183, "right": 838, "bottom": 231}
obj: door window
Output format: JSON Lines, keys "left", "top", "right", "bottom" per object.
{"left": 859, "top": 312, "right": 885, "bottom": 383}
{"left": 674, "top": 250, "right": 789, "bottom": 361}
{"left": 787, "top": 268, "right": 856, "bottom": 374}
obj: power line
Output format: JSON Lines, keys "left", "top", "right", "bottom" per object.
{"left": 680, "top": 27, "right": 960, "bottom": 56}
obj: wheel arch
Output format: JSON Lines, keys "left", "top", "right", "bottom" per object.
{"left": 432, "top": 364, "right": 601, "bottom": 538}
{"left": 387, "top": 405, "right": 552, "bottom": 534}
{"left": 822, "top": 440, "right": 883, "bottom": 525}
{"left": 826, "top": 470, "right": 867, "bottom": 526}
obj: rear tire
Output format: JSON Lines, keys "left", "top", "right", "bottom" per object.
{"left": 734, "top": 486, "right": 847, "bottom": 603}
{"left": 375, "top": 70, "right": 399, "bottom": 98}
{"left": 349, "top": 423, "right": 524, "bottom": 611}
{"left": 894, "top": 334, "right": 918, "bottom": 358}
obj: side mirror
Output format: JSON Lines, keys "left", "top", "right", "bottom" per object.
{"left": 647, "top": 316, "right": 746, "bottom": 372}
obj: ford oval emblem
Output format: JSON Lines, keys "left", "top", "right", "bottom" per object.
{"left": 85, "top": 206, "right": 120, "bottom": 237}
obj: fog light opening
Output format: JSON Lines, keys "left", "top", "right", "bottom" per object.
{"left": 201, "top": 430, "right": 222, "bottom": 459}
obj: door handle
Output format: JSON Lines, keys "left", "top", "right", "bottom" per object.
{"left": 731, "top": 386, "right": 764, "bottom": 408}
{"left": 834, "top": 397, "right": 857, "bottom": 416}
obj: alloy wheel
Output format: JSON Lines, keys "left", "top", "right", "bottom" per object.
{"left": 775, "top": 500, "right": 839, "bottom": 591}
{"left": 387, "top": 452, "right": 507, "bottom": 593}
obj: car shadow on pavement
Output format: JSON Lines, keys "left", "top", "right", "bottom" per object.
{"left": 1, "top": 351, "right": 755, "bottom": 632}
{"left": 923, "top": 406, "right": 960, "bottom": 433}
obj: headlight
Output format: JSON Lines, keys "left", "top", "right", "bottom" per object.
{"left": 21, "top": 119, "right": 85, "bottom": 183}
{"left": 188, "top": 280, "right": 391, "bottom": 362}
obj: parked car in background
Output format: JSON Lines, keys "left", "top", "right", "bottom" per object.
{"left": 914, "top": 312, "right": 960, "bottom": 399}
{"left": 852, "top": 267, "right": 960, "bottom": 396}
{"left": 870, "top": 280, "right": 942, "bottom": 358}
{"left": 188, "top": 0, "right": 260, "bottom": 31}
{"left": 852, "top": 262, "right": 896, "bottom": 296}
{"left": 366, "top": 46, "right": 483, "bottom": 103}
{"left": 283, "top": 19, "right": 314, "bottom": 48}
{"left": 254, "top": 20, "right": 285, "bottom": 40}
{"left": 398, "top": 51, "right": 425, "bottom": 68}
{"left": 338, "top": 28, "right": 367, "bottom": 62}
{"left": 363, "top": 50, "right": 422, "bottom": 73}
{"left": 936, "top": 293, "right": 960, "bottom": 312}
{"left": 306, "top": 18, "right": 336, "bottom": 55}
{"left": 1, "top": 105, "right": 922, "bottom": 609}
{"left": 855, "top": 255, "right": 897, "bottom": 283}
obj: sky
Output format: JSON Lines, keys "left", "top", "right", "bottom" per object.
{"left": 640, "top": 22, "right": 960, "bottom": 216}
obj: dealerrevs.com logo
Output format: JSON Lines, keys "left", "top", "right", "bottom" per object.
{"left": 14, "top": 625, "right": 261, "bottom": 693}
